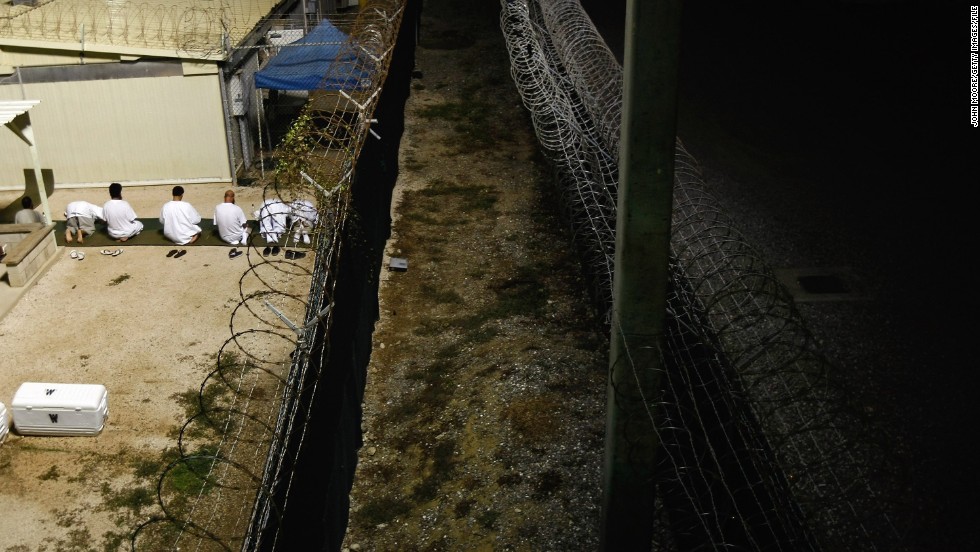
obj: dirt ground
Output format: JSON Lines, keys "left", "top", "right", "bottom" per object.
{"left": 0, "top": 182, "right": 313, "bottom": 551}
{"left": 342, "top": 1, "right": 609, "bottom": 550}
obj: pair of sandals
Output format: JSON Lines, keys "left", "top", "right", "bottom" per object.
{"left": 100, "top": 249, "right": 123, "bottom": 257}
{"left": 229, "top": 248, "right": 243, "bottom": 259}
{"left": 260, "top": 246, "right": 306, "bottom": 260}
{"left": 68, "top": 250, "right": 86, "bottom": 261}
{"left": 166, "top": 249, "right": 187, "bottom": 258}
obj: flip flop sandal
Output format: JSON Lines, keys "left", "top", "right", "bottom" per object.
{"left": 262, "top": 247, "right": 271, "bottom": 257}
{"left": 100, "top": 249, "right": 113, "bottom": 255}
{"left": 76, "top": 252, "right": 85, "bottom": 261}
{"left": 271, "top": 246, "right": 281, "bottom": 256}
{"left": 174, "top": 250, "right": 187, "bottom": 258}
{"left": 69, "top": 250, "right": 78, "bottom": 259}
{"left": 284, "top": 250, "right": 295, "bottom": 260}
{"left": 229, "top": 249, "right": 243, "bottom": 259}
{"left": 111, "top": 249, "right": 123, "bottom": 256}
{"left": 167, "top": 249, "right": 178, "bottom": 257}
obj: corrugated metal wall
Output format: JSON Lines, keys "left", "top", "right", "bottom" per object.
{"left": 0, "top": 71, "right": 231, "bottom": 190}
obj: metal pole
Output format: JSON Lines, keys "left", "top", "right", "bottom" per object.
{"left": 600, "top": 0, "right": 683, "bottom": 550}
{"left": 28, "top": 140, "right": 51, "bottom": 224}
{"left": 218, "top": 66, "right": 239, "bottom": 187}
{"left": 257, "top": 88, "right": 266, "bottom": 179}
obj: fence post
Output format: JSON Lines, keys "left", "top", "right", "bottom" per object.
{"left": 600, "top": 0, "right": 683, "bottom": 549}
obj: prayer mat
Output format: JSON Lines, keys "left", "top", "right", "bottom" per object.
{"left": 53, "top": 219, "right": 307, "bottom": 248}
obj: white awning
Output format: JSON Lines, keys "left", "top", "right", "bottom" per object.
{"left": 0, "top": 100, "right": 40, "bottom": 126}
{"left": 2, "top": 99, "right": 51, "bottom": 223}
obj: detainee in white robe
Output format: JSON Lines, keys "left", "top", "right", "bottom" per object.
{"left": 254, "top": 199, "right": 290, "bottom": 243}
{"left": 160, "top": 200, "right": 203, "bottom": 245}
{"left": 289, "top": 199, "right": 317, "bottom": 244}
{"left": 214, "top": 201, "right": 250, "bottom": 246}
{"left": 103, "top": 199, "right": 144, "bottom": 240}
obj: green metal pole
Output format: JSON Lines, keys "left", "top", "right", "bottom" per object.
{"left": 600, "top": 0, "right": 683, "bottom": 549}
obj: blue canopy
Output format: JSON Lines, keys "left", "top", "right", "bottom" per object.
{"left": 255, "top": 19, "right": 370, "bottom": 91}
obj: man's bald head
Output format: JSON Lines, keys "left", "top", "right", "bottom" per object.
{"left": 224, "top": 190, "right": 236, "bottom": 203}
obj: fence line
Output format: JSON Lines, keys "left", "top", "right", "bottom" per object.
{"left": 127, "top": 2, "right": 407, "bottom": 550}
{"left": 501, "top": 1, "right": 903, "bottom": 550}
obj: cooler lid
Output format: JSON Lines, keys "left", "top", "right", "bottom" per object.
{"left": 12, "top": 382, "right": 106, "bottom": 410}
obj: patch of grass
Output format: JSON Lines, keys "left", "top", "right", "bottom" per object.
{"left": 433, "top": 341, "right": 464, "bottom": 363}
{"left": 465, "top": 325, "right": 500, "bottom": 345}
{"left": 488, "top": 268, "right": 549, "bottom": 319}
{"left": 359, "top": 496, "right": 413, "bottom": 525}
{"left": 132, "top": 456, "right": 165, "bottom": 480}
{"left": 400, "top": 210, "right": 444, "bottom": 226}
{"left": 389, "top": 356, "right": 456, "bottom": 426}
{"left": 102, "top": 483, "right": 155, "bottom": 514}
{"left": 54, "top": 508, "right": 81, "bottom": 527}
{"left": 412, "top": 318, "right": 449, "bottom": 337}
{"left": 532, "top": 468, "right": 563, "bottom": 499}
{"left": 59, "top": 527, "right": 94, "bottom": 551}
{"left": 419, "top": 283, "right": 463, "bottom": 304}
{"left": 102, "top": 531, "right": 129, "bottom": 552}
{"left": 404, "top": 369, "right": 426, "bottom": 382}
{"left": 497, "top": 472, "right": 522, "bottom": 487}
{"left": 359, "top": 462, "right": 397, "bottom": 482}
{"left": 460, "top": 474, "right": 481, "bottom": 491}
{"left": 107, "top": 273, "right": 131, "bottom": 286}
{"left": 170, "top": 382, "right": 233, "bottom": 439}
{"left": 418, "top": 178, "right": 499, "bottom": 214}
{"left": 402, "top": 153, "right": 427, "bottom": 172}
{"left": 416, "top": 100, "right": 504, "bottom": 151}
{"left": 453, "top": 498, "right": 475, "bottom": 518}
{"left": 163, "top": 448, "right": 219, "bottom": 496}
{"left": 412, "top": 440, "right": 457, "bottom": 502}
{"left": 476, "top": 509, "right": 500, "bottom": 530}
{"left": 504, "top": 394, "right": 561, "bottom": 443}
{"left": 38, "top": 465, "right": 61, "bottom": 481}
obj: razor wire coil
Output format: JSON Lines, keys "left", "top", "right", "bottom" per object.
{"left": 126, "top": 3, "right": 407, "bottom": 551}
{"left": 501, "top": 1, "right": 904, "bottom": 550}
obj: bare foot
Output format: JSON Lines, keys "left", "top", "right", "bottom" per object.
{"left": 77, "top": 234, "right": 84, "bottom": 244}
{"left": 188, "top": 234, "right": 200, "bottom": 244}
{"left": 65, "top": 230, "right": 73, "bottom": 243}
{"left": 118, "top": 237, "right": 128, "bottom": 242}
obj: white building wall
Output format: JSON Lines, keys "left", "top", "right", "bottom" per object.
{"left": 0, "top": 71, "right": 231, "bottom": 190}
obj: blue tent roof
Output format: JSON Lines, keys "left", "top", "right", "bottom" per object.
{"left": 255, "top": 19, "right": 370, "bottom": 91}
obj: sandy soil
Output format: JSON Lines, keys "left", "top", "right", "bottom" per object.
{"left": 0, "top": 182, "right": 312, "bottom": 551}
{"left": 341, "top": 1, "right": 608, "bottom": 550}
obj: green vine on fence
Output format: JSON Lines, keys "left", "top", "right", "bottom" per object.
{"left": 276, "top": 110, "right": 315, "bottom": 181}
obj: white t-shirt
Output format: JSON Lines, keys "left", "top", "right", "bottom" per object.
{"left": 213, "top": 202, "right": 247, "bottom": 244}
{"left": 14, "top": 208, "right": 43, "bottom": 224}
{"left": 103, "top": 199, "right": 142, "bottom": 239}
{"left": 65, "top": 201, "right": 104, "bottom": 221}
{"left": 160, "top": 200, "right": 202, "bottom": 245}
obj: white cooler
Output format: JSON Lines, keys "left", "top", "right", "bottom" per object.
{"left": 11, "top": 382, "right": 108, "bottom": 436}
{"left": 0, "top": 401, "right": 8, "bottom": 443}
